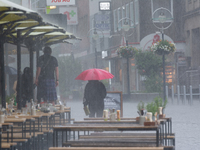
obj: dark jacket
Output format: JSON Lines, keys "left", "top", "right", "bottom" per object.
{"left": 84, "top": 80, "right": 106, "bottom": 109}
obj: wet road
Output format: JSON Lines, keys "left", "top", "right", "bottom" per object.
{"left": 66, "top": 98, "right": 200, "bottom": 150}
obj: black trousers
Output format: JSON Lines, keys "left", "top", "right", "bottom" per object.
{"left": 89, "top": 105, "right": 103, "bottom": 118}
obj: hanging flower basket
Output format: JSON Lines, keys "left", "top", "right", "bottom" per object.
{"left": 151, "top": 40, "right": 175, "bottom": 55}
{"left": 117, "top": 46, "right": 138, "bottom": 58}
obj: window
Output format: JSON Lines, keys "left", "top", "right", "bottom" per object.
{"left": 135, "top": 0, "right": 139, "bottom": 24}
{"left": 122, "top": 5, "right": 126, "bottom": 19}
{"left": 126, "top": 3, "right": 130, "bottom": 25}
{"left": 113, "top": 9, "right": 118, "bottom": 32}
{"left": 130, "top": 2, "right": 134, "bottom": 26}
{"left": 118, "top": 7, "right": 121, "bottom": 30}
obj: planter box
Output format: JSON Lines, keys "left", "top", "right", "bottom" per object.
{"left": 144, "top": 121, "right": 157, "bottom": 126}
{"left": 159, "top": 114, "right": 166, "bottom": 119}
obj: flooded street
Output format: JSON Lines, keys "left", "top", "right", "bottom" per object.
{"left": 66, "top": 98, "right": 200, "bottom": 150}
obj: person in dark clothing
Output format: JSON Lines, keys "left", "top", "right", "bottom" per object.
{"left": 83, "top": 80, "right": 107, "bottom": 117}
{"left": 35, "top": 46, "right": 59, "bottom": 104}
{"left": 16, "top": 67, "right": 32, "bottom": 107}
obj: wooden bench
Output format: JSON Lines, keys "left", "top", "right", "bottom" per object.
{"left": 49, "top": 147, "right": 164, "bottom": 150}
{"left": 1, "top": 142, "right": 17, "bottom": 149}
{"left": 89, "top": 133, "right": 175, "bottom": 140}
{"left": 63, "top": 138, "right": 158, "bottom": 147}
{"left": 87, "top": 133, "right": 175, "bottom": 146}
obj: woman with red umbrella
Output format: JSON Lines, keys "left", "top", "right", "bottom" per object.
{"left": 75, "top": 68, "right": 114, "bottom": 117}
{"left": 83, "top": 80, "right": 106, "bottom": 117}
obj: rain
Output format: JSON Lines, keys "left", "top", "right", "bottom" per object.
{"left": 0, "top": 0, "right": 199, "bottom": 150}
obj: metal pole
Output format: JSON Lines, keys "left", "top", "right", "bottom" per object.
{"left": 177, "top": 85, "right": 180, "bottom": 104}
{"left": 95, "top": 47, "right": 97, "bottom": 68}
{"left": 166, "top": 85, "right": 168, "bottom": 101}
{"left": 17, "top": 30, "right": 22, "bottom": 110}
{"left": 190, "top": 85, "right": 193, "bottom": 105}
{"left": 183, "top": 85, "right": 186, "bottom": 104}
{"left": 162, "top": 30, "right": 166, "bottom": 102}
{"left": 30, "top": 46, "right": 34, "bottom": 101}
{"left": 0, "top": 26, "right": 6, "bottom": 108}
{"left": 126, "top": 40, "right": 130, "bottom": 96}
{"left": 172, "top": 85, "right": 174, "bottom": 104}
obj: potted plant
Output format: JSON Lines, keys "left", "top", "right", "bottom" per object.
{"left": 137, "top": 101, "right": 145, "bottom": 116}
{"left": 151, "top": 40, "right": 175, "bottom": 55}
{"left": 117, "top": 46, "right": 138, "bottom": 58}
{"left": 145, "top": 101, "right": 157, "bottom": 121}
{"left": 154, "top": 96, "right": 167, "bottom": 114}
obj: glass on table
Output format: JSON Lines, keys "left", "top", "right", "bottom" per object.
{"left": 17, "top": 109, "right": 21, "bottom": 115}
{"left": 22, "top": 107, "right": 27, "bottom": 115}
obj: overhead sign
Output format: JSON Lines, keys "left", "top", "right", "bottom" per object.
{"left": 99, "top": 2, "right": 111, "bottom": 11}
{"left": 60, "top": 7, "right": 78, "bottom": 25}
{"left": 46, "top": 0, "right": 75, "bottom": 6}
{"left": 94, "top": 14, "right": 110, "bottom": 37}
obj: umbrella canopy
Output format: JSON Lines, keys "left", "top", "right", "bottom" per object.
{"left": 75, "top": 68, "right": 114, "bottom": 81}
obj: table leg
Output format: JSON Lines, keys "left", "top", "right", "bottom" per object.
{"left": 11, "top": 126, "right": 13, "bottom": 143}
{"left": 53, "top": 130, "right": 55, "bottom": 147}
{"left": 156, "top": 128, "right": 159, "bottom": 147}
{"left": 7, "top": 126, "right": 9, "bottom": 143}
{"left": 56, "top": 130, "right": 58, "bottom": 147}
{"left": 165, "top": 121, "right": 167, "bottom": 145}
{"left": 22, "top": 123, "right": 24, "bottom": 138}
{"left": 30, "top": 120, "right": 32, "bottom": 136}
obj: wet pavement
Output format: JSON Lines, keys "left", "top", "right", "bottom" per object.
{"left": 66, "top": 98, "right": 200, "bottom": 150}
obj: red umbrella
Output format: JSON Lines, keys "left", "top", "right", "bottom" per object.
{"left": 75, "top": 68, "right": 114, "bottom": 81}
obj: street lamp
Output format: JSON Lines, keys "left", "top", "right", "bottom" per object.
{"left": 87, "top": 28, "right": 104, "bottom": 68}
{"left": 117, "top": 17, "right": 134, "bottom": 96}
{"left": 151, "top": 6, "right": 173, "bottom": 101}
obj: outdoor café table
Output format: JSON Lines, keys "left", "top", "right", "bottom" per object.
{"left": 55, "top": 109, "right": 71, "bottom": 125}
{"left": 53, "top": 124, "right": 161, "bottom": 147}
{"left": 1, "top": 123, "right": 13, "bottom": 143}
{"left": 7, "top": 115, "right": 37, "bottom": 138}
{"left": 73, "top": 120, "right": 138, "bottom": 124}
{"left": 84, "top": 117, "right": 136, "bottom": 121}
{"left": 4, "top": 118, "right": 27, "bottom": 138}
{"left": 36, "top": 111, "right": 55, "bottom": 131}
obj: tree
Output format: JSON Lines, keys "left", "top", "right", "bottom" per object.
{"left": 135, "top": 50, "right": 162, "bottom": 92}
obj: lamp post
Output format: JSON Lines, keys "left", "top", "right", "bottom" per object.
{"left": 87, "top": 28, "right": 104, "bottom": 68}
{"left": 117, "top": 17, "right": 134, "bottom": 97}
{"left": 151, "top": 6, "right": 173, "bottom": 101}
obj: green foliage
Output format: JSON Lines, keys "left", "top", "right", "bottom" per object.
{"left": 135, "top": 50, "right": 162, "bottom": 93}
{"left": 145, "top": 101, "right": 157, "bottom": 116}
{"left": 58, "top": 56, "right": 82, "bottom": 96}
{"left": 117, "top": 46, "right": 138, "bottom": 58}
{"left": 154, "top": 96, "right": 167, "bottom": 109}
{"left": 144, "top": 75, "right": 162, "bottom": 93}
{"left": 137, "top": 101, "right": 145, "bottom": 111}
{"left": 151, "top": 40, "right": 176, "bottom": 55}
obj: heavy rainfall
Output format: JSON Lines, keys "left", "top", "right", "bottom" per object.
{"left": 0, "top": 0, "right": 199, "bottom": 150}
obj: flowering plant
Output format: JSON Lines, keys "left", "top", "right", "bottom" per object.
{"left": 151, "top": 40, "right": 175, "bottom": 55}
{"left": 117, "top": 46, "right": 138, "bottom": 58}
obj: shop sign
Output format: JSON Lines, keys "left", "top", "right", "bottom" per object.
{"left": 46, "top": 0, "right": 75, "bottom": 6}
{"left": 140, "top": 33, "right": 173, "bottom": 51}
{"left": 60, "top": 7, "right": 78, "bottom": 25}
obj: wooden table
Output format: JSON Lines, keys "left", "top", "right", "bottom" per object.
{"left": 55, "top": 109, "right": 71, "bottom": 125}
{"left": 84, "top": 117, "right": 136, "bottom": 121}
{"left": 53, "top": 124, "right": 162, "bottom": 147}
{"left": 4, "top": 118, "right": 27, "bottom": 138}
{"left": 74, "top": 120, "right": 138, "bottom": 124}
